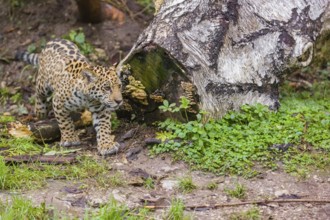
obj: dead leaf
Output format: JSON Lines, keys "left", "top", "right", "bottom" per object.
{"left": 128, "top": 176, "right": 144, "bottom": 186}
{"left": 7, "top": 121, "right": 33, "bottom": 139}
{"left": 44, "top": 148, "right": 82, "bottom": 156}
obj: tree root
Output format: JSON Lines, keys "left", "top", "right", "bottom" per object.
{"left": 144, "top": 198, "right": 330, "bottom": 211}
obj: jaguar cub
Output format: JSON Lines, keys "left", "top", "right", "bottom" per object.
{"left": 16, "top": 39, "right": 123, "bottom": 156}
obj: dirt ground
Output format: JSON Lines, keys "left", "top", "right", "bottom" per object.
{"left": 0, "top": 0, "right": 330, "bottom": 219}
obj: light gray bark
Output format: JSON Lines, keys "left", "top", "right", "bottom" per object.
{"left": 118, "top": 0, "right": 329, "bottom": 118}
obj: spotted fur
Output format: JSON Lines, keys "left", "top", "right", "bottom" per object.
{"left": 17, "top": 39, "right": 123, "bottom": 156}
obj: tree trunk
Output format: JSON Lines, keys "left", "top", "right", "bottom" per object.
{"left": 75, "top": 0, "right": 103, "bottom": 23}
{"left": 117, "top": 0, "right": 329, "bottom": 120}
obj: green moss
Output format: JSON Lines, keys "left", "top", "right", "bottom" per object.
{"left": 127, "top": 47, "right": 185, "bottom": 93}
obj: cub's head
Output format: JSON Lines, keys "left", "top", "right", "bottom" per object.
{"left": 81, "top": 65, "right": 123, "bottom": 110}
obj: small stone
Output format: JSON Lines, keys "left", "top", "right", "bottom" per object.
{"left": 112, "top": 189, "right": 127, "bottom": 203}
{"left": 313, "top": 175, "right": 324, "bottom": 183}
{"left": 94, "top": 48, "right": 107, "bottom": 60}
{"left": 161, "top": 179, "right": 179, "bottom": 191}
{"left": 274, "top": 190, "right": 289, "bottom": 197}
{"left": 159, "top": 166, "right": 179, "bottom": 173}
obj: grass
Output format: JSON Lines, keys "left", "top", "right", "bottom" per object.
{"left": 153, "top": 81, "right": 330, "bottom": 178}
{"left": 0, "top": 115, "right": 15, "bottom": 123}
{"left": 166, "top": 199, "right": 190, "bottom": 220}
{"left": 91, "top": 197, "right": 150, "bottom": 220}
{"left": 0, "top": 155, "right": 112, "bottom": 190}
{"left": 229, "top": 207, "right": 261, "bottom": 220}
{"left": 136, "top": 0, "right": 155, "bottom": 14}
{"left": 206, "top": 181, "right": 218, "bottom": 190}
{"left": 178, "top": 175, "right": 196, "bottom": 193}
{"left": 96, "top": 171, "right": 126, "bottom": 188}
{"left": 225, "top": 183, "right": 247, "bottom": 200}
{"left": 144, "top": 177, "right": 155, "bottom": 190}
{"left": 0, "top": 197, "right": 50, "bottom": 220}
{"left": 0, "top": 137, "right": 46, "bottom": 156}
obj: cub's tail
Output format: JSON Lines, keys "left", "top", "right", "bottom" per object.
{"left": 15, "top": 51, "right": 39, "bottom": 66}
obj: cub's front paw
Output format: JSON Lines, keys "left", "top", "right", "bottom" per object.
{"left": 97, "top": 142, "right": 120, "bottom": 156}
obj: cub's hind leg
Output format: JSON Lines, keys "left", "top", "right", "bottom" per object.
{"left": 52, "top": 94, "right": 81, "bottom": 147}
{"left": 35, "top": 70, "right": 51, "bottom": 119}
{"left": 35, "top": 93, "right": 48, "bottom": 119}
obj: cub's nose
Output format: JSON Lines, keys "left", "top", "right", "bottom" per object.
{"left": 115, "top": 99, "right": 123, "bottom": 105}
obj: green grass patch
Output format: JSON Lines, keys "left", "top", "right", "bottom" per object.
{"left": 144, "top": 177, "right": 155, "bottom": 190}
{"left": 225, "top": 183, "right": 247, "bottom": 200}
{"left": 0, "top": 137, "right": 46, "bottom": 156}
{"left": 0, "top": 155, "right": 111, "bottom": 190}
{"left": 0, "top": 115, "right": 15, "bottom": 123}
{"left": 0, "top": 197, "right": 51, "bottom": 220}
{"left": 153, "top": 81, "right": 330, "bottom": 177}
{"left": 91, "top": 197, "right": 150, "bottom": 220}
{"left": 229, "top": 207, "right": 261, "bottom": 220}
{"left": 166, "top": 199, "right": 191, "bottom": 220}
{"left": 178, "top": 175, "right": 197, "bottom": 193}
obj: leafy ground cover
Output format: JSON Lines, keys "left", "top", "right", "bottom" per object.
{"left": 154, "top": 81, "right": 330, "bottom": 178}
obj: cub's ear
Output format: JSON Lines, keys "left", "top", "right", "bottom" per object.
{"left": 81, "top": 69, "right": 98, "bottom": 84}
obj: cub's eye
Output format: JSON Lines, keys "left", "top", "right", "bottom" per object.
{"left": 104, "top": 85, "right": 112, "bottom": 92}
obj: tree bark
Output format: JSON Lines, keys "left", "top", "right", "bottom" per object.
{"left": 117, "top": 0, "right": 329, "bottom": 119}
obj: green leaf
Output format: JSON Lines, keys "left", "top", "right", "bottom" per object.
{"left": 75, "top": 32, "right": 85, "bottom": 44}
{"left": 69, "top": 30, "right": 76, "bottom": 41}
{"left": 27, "top": 44, "right": 36, "bottom": 53}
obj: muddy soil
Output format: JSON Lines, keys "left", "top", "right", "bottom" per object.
{"left": 0, "top": 0, "right": 329, "bottom": 219}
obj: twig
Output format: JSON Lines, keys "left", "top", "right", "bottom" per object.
{"left": 5, "top": 155, "right": 77, "bottom": 164}
{"left": 144, "top": 199, "right": 330, "bottom": 210}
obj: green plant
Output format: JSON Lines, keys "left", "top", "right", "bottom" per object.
{"left": 136, "top": 0, "right": 155, "bottom": 14}
{"left": 166, "top": 199, "right": 187, "bottom": 220}
{"left": 225, "top": 183, "right": 247, "bottom": 200}
{"left": 230, "top": 207, "right": 261, "bottom": 220}
{"left": 159, "top": 96, "right": 192, "bottom": 121}
{"left": 153, "top": 81, "right": 330, "bottom": 177}
{"left": 0, "top": 197, "right": 50, "bottom": 220}
{"left": 0, "top": 138, "right": 46, "bottom": 156}
{"left": 93, "top": 197, "right": 150, "bottom": 220}
{"left": 144, "top": 177, "right": 155, "bottom": 190}
{"left": 0, "top": 115, "right": 15, "bottom": 123}
{"left": 178, "top": 175, "right": 196, "bottom": 193}
{"left": 27, "top": 43, "right": 37, "bottom": 53}
{"left": 101, "top": 171, "right": 125, "bottom": 187}
{"left": 0, "top": 155, "right": 111, "bottom": 190}
{"left": 0, "top": 88, "right": 10, "bottom": 104}
{"left": 63, "top": 29, "right": 94, "bottom": 55}
{"left": 206, "top": 181, "right": 218, "bottom": 190}
{"left": 10, "top": 93, "right": 22, "bottom": 104}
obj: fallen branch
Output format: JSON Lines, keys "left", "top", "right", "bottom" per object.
{"left": 144, "top": 199, "right": 330, "bottom": 211}
{"left": 5, "top": 155, "right": 77, "bottom": 164}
